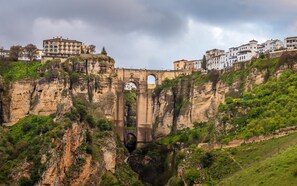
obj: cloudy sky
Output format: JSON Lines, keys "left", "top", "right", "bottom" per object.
{"left": 1, "top": 0, "right": 297, "bottom": 69}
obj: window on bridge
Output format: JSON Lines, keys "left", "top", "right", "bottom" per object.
{"left": 124, "top": 82, "right": 137, "bottom": 91}
{"left": 124, "top": 82, "right": 137, "bottom": 129}
{"left": 147, "top": 75, "right": 156, "bottom": 89}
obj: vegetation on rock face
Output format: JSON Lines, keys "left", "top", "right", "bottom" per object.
{"left": 0, "top": 61, "right": 44, "bottom": 83}
{"left": 218, "top": 69, "right": 297, "bottom": 139}
{"left": 159, "top": 121, "right": 216, "bottom": 145}
{"left": 0, "top": 115, "right": 64, "bottom": 185}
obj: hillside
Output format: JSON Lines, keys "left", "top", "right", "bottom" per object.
{"left": 219, "top": 136, "right": 297, "bottom": 185}
{"left": 0, "top": 101, "right": 142, "bottom": 185}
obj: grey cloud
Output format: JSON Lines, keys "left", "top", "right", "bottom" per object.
{"left": 11, "top": 0, "right": 186, "bottom": 38}
{"left": 1, "top": 0, "right": 297, "bottom": 69}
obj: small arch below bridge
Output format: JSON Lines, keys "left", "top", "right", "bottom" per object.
{"left": 125, "top": 132, "right": 137, "bottom": 153}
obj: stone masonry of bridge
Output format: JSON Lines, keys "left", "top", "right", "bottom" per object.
{"left": 114, "top": 68, "right": 190, "bottom": 144}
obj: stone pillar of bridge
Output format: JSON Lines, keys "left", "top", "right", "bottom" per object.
{"left": 136, "top": 81, "right": 153, "bottom": 143}
{"left": 114, "top": 81, "right": 125, "bottom": 141}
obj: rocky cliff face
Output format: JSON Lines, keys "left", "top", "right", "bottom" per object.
{"left": 152, "top": 66, "right": 266, "bottom": 138}
{"left": 38, "top": 123, "right": 118, "bottom": 186}
{"left": 0, "top": 76, "right": 116, "bottom": 126}
{"left": 0, "top": 75, "right": 4, "bottom": 125}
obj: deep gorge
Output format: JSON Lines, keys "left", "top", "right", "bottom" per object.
{"left": 1, "top": 51, "right": 297, "bottom": 185}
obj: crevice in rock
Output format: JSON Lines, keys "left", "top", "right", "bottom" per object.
{"left": 0, "top": 93, "right": 3, "bottom": 125}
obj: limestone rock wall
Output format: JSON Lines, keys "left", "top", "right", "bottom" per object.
{"left": 152, "top": 80, "right": 229, "bottom": 138}
{"left": 38, "top": 123, "right": 118, "bottom": 186}
{"left": 152, "top": 67, "right": 270, "bottom": 138}
{"left": 31, "top": 79, "right": 72, "bottom": 116}
{"left": 5, "top": 80, "right": 35, "bottom": 125}
{"left": 1, "top": 76, "right": 117, "bottom": 126}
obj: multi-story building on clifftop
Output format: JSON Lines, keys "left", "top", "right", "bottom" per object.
{"left": 205, "top": 49, "right": 225, "bottom": 70}
{"left": 173, "top": 59, "right": 202, "bottom": 71}
{"left": 285, "top": 36, "right": 297, "bottom": 50}
{"left": 258, "top": 39, "right": 284, "bottom": 53}
{"left": 42, "top": 37, "right": 87, "bottom": 62}
{"left": 236, "top": 40, "right": 258, "bottom": 63}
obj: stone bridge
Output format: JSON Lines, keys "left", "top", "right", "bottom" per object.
{"left": 113, "top": 68, "right": 189, "bottom": 145}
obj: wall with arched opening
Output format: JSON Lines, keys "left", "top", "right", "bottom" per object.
{"left": 123, "top": 81, "right": 137, "bottom": 130}
{"left": 147, "top": 74, "right": 157, "bottom": 89}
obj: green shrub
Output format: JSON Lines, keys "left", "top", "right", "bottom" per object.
{"left": 200, "top": 152, "right": 214, "bottom": 168}
{"left": 167, "top": 176, "right": 184, "bottom": 186}
{"left": 74, "top": 102, "right": 87, "bottom": 122}
{"left": 101, "top": 172, "right": 120, "bottom": 186}
{"left": 69, "top": 72, "right": 80, "bottom": 85}
{"left": 19, "top": 177, "right": 33, "bottom": 186}
{"left": 184, "top": 168, "right": 200, "bottom": 185}
{"left": 97, "top": 118, "right": 112, "bottom": 131}
{"left": 179, "top": 133, "right": 189, "bottom": 143}
{"left": 86, "top": 115, "right": 95, "bottom": 128}
{"left": 22, "top": 122, "right": 32, "bottom": 133}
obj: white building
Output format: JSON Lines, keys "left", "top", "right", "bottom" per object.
{"left": 0, "top": 49, "right": 10, "bottom": 58}
{"left": 193, "top": 59, "right": 202, "bottom": 70}
{"left": 258, "top": 39, "right": 284, "bottom": 53}
{"left": 224, "top": 51, "right": 233, "bottom": 68}
{"left": 203, "top": 37, "right": 286, "bottom": 70}
{"left": 225, "top": 40, "right": 258, "bottom": 64}
{"left": 205, "top": 49, "right": 225, "bottom": 70}
{"left": 285, "top": 36, "right": 297, "bottom": 50}
{"left": 18, "top": 49, "right": 43, "bottom": 61}
{"left": 227, "top": 47, "right": 239, "bottom": 64}
{"left": 36, "top": 49, "right": 44, "bottom": 61}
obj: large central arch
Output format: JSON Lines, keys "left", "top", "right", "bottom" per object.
{"left": 113, "top": 68, "right": 188, "bottom": 145}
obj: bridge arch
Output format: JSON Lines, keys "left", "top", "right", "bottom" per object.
{"left": 147, "top": 74, "right": 157, "bottom": 89}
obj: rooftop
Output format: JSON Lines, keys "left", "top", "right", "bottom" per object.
{"left": 43, "top": 37, "right": 82, "bottom": 43}
{"left": 285, "top": 36, "right": 297, "bottom": 39}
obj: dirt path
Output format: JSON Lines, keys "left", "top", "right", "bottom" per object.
{"left": 198, "top": 126, "right": 297, "bottom": 150}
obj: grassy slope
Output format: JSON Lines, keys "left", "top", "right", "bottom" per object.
{"left": 225, "top": 132, "right": 297, "bottom": 170}
{"left": 171, "top": 132, "right": 297, "bottom": 185}
{"left": 219, "top": 134, "right": 297, "bottom": 185}
{"left": 0, "top": 61, "right": 43, "bottom": 82}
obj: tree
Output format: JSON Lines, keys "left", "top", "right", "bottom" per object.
{"left": 9, "top": 45, "right": 23, "bottom": 61}
{"left": 24, "top": 44, "right": 37, "bottom": 61}
{"left": 0, "top": 47, "right": 4, "bottom": 61}
{"left": 202, "top": 55, "right": 207, "bottom": 70}
{"left": 88, "top": 45, "right": 96, "bottom": 54}
{"left": 101, "top": 47, "right": 107, "bottom": 55}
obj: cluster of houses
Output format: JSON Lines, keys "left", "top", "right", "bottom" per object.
{"left": 174, "top": 36, "right": 297, "bottom": 71}
{"left": 0, "top": 47, "right": 44, "bottom": 61}
{"left": 0, "top": 36, "right": 94, "bottom": 62}
{"left": 1, "top": 36, "right": 297, "bottom": 71}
